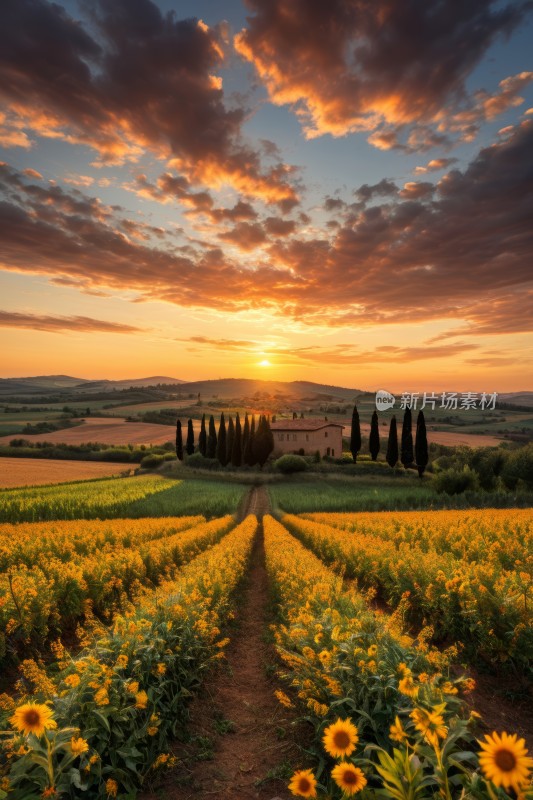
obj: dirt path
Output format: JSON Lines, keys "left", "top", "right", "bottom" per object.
{"left": 144, "top": 487, "right": 297, "bottom": 800}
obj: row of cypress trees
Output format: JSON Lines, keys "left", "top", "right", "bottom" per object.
{"left": 175, "top": 413, "right": 274, "bottom": 468}
{"left": 350, "top": 406, "right": 429, "bottom": 476}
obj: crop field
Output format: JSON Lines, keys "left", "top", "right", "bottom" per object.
{"left": 0, "top": 478, "right": 531, "bottom": 799}
{"left": 0, "top": 474, "right": 248, "bottom": 522}
{"left": 0, "top": 457, "right": 132, "bottom": 488}
{"left": 0, "top": 417, "right": 174, "bottom": 447}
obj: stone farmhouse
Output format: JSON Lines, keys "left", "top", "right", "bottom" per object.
{"left": 270, "top": 419, "right": 345, "bottom": 457}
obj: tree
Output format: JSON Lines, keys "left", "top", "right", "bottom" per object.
{"left": 198, "top": 414, "right": 207, "bottom": 456}
{"left": 186, "top": 418, "right": 195, "bottom": 456}
{"left": 386, "top": 416, "right": 398, "bottom": 468}
{"left": 175, "top": 419, "right": 183, "bottom": 461}
{"left": 216, "top": 413, "right": 226, "bottom": 465}
{"left": 226, "top": 416, "right": 235, "bottom": 466}
{"left": 349, "top": 404, "right": 361, "bottom": 462}
{"left": 245, "top": 415, "right": 255, "bottom": 466}
{"left": 231, "top": 412, "right": 242, "bottom": 467}
{"left": 242, "top": 413, "right": 250, "bottom": 463}
{"left": 207, "top": 415, "right": 217, "bottom": 458}
{"left": 401, "top": 408, "right": 414, "bottom": 469}
{"left": 415, "top": 410, "right": 429, "bottom": 477}
{"left": 369, "top": 410, "right": 380, "bottom": 461}
{"left": 253, "top": 415, "right": 274, "bottom": 468}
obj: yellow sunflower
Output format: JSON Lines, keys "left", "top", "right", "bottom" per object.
{"left": 389, "top": 715, "right": 408, "bottom": 743}
{"left": 70, "top": 737, "right": 89, "bottom": 756}
{"left": 288, "top": 768, "right": 317, "bottom": 798}
{"left": 10, "top": 702, "right": 56, "bottom": 737}
{"left": 398, "top": 676, "right": 418, "bottom": 698}
{"left": 331, "top": 763, "right": 367, "bottom": 795}
{"left": 323, "top": 718, "right": 359, "bottom": 758}
{"left": 410, "top": 708, "right": 448, "bottom": 747}
{"left": 478, "top": 732, "right": 533, "bottom": 794}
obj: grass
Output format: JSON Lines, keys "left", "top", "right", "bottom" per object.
{"left": 0, "top": 474, "right": 249, "bottom": 521}
{"left": 267, "top": 474, "right": 533, "bottom": 512}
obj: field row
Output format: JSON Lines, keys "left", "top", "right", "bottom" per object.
{"left": 0, "top": 515, "right": 258, "bottom": 798}
{"left": 282, "top": 510, "right": 532, "bottom": 671}
{"left": 0, "top": 475, "right": 247, "bottom": 522}
{"left": 0, "top": 514, "right": 235, "bottom": 664}
{"left": 263, "top": 517, "right": 532, "bottom": 800}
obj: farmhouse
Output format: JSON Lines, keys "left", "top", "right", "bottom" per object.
{"left": 271, "top": 419, "right": 345, "bottom": 457}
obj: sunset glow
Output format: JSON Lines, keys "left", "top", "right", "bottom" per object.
{"left": 0, "top": 0, "right": 532, "bottom": 390}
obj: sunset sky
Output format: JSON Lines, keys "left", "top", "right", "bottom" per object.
{"left": 1, "top": 0, "right": 532, "bottom": 391}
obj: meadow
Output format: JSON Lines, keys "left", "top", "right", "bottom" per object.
{"left": 0, "top": 472, "right": 531, "bottom": 800}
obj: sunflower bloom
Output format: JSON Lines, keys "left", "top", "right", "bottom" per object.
{"left": 390, "top": 715, "right": 408, "bottom": 743}
{"left": 410, "top": 708, "right": 448, "bottom": 747}
{"left": 135, "top": 690, "right": 148, "bottom": 709}
{"left": 323, "top": 718, "right": 359, "bottom": 758}
{"left": 10, "top": 702, "right": 56, "bottom": 737}
{"left": 70, "top": 737, "right": 89, "bottom": 756}
{"left": 105, "top": 778, "right": 118, "bottom": 797}
{"left": 398, "top": 676, "right": 418, "bottom": 698}
{"left": 478, "top": 732, "right": 533, "bottom": 794}
{"left": 331, "top": 763, "right": 367, "bottom": 795}
{"left": 288, "top": 769, "right": 317, "bottom": 798}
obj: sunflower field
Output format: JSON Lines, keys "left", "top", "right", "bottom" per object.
{"left": 281, "top": 510, "right": 532, "bottom": 671}
{"left": 0, "top": 515, "right": 257, "bottom": 798}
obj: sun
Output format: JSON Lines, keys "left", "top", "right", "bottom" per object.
{"left": 258, "top": 359, "right": 271, "bottom": 367}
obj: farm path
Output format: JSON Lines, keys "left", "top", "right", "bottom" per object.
{"left": 145, "top": 486, "right": 296, "bottom": 800}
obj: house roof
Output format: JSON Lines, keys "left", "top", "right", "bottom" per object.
{"left": 270, "top": 419, "right": 345, "bottom": 431}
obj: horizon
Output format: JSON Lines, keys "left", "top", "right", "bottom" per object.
{"left": 1, "top": 0, "right": 532, "bottom": 390}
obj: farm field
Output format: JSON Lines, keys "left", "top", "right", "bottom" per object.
{"left": 0, "top": 417, "right": 174, "bottom": 447}
{"left": 0, "top": 457, "right": 132, "bottom": 488}
{"left": 0, "top": 479, "right": 531, "bottom": 799}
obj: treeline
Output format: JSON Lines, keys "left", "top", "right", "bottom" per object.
{"left": 176, "top": 413, "right": 274, "bottom": 468}
{"left": 350, "top": 406, "right": 429, "bottom": 476}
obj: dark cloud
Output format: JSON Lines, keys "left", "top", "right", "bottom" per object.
{"left": 0, "top": 121, "right": 532, "bottom": 333}
{"left": 0, "top": 310, "right": 143, "bottom": 333}
{"left": 0, "top": 0, "right": 298, "bottom": 206}
{"left": 235, "top": 0, "right": 531, "bottom": 148}
{"left": 354, "top": 179, "right": 398, "bottom": 203}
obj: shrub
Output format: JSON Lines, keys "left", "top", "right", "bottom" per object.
{"left": 184, "top": 452, "right": 221, "bottom": 470}
{"left": 140, "top": 453, "right": 166, "bottom": 469}
{"left": 434, "top": 466, "right": 479, "bottom": 494}
{"left": 274, "top": 454, "right": 308, "bottom": 474}
{"left": 501, "top": 444, "right": 533, "bottom": 489}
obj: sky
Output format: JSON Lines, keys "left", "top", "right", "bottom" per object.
{"left": 0, "top": 0, "right": 532, "bottom": 392}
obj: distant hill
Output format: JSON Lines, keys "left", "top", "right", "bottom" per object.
{"left": 0, "top": 375, "right": 184, "bottom": 395}
{"left": 499, "top": 392, "right": 533, "bottom": 408}
{"left": 174, "top": 378, "right": 362, "bottom": 401}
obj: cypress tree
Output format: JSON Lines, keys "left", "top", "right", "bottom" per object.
{"left": 245, "top": 415, "right": 255, "bottom": 466}
{"left": 349, "top": 404, "right": 361, "bottom": 462}
{"left": 231, "top": 412, "right": 242, "bottom": 467}
{"left": 386, "top": 416, "right": 399, "bottom": 468}
{"left": 254, "top": 415, "right": 274, "bottom": 468}
{"left": 415, "top": 410, "right": 429, "bottom": 478}
{"left": 175, "top": 419, "right": 183, "bottom": 461}
{"left": 216, "top": 413, "right": 226, "bottom": 465}
{"left": 242, "top": 413, "right": 250, "bottom": 463}
{"left": 198, "top": 414, "right": 207, "bottom": 456}
{"left": 226, "top": 416, "right": 235, "bottom": 467}
{"left": 207, "top": 415, "right": 217, "bottom": 458}
{"left": 186, "top": 419, "right": 195, "bottom": 456}
{"left": 401, "top": 408, "right": 414, "bottom": 469}
{"left": 369, "top": 410, "right": 380, "bottom": 461}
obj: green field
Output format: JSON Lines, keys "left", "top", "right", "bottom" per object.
{"left": 0, "top": 474, "right": 248, "bottom": 521}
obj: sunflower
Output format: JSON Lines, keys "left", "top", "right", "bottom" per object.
{"left": 323, "top": 718, "right": 359, "bottom": 758}
{"left": 410, "top": 708, "right": 448, "bottom": 747}
{"left": 389, "top": 715, "right": 408, "bottom": 744}
{"left": 70, "top": 737, "right": 89, "bottom": 756}
{"left": 10, "top": 702, "right": 56, "bottom": 737}
{"left": 398, "top": 676, "right": 418, "bottom": 698}
{"left": 105, "top": 778, "right": 118, "bottom": 798}
{"left": 331, "top": 763, "right": 367, "bottom": 795}
{"left": 288, "top": 768, "right": 317, "bottom": 798}
{"left": 478, "top": 732, "right": 533, "bottom": 794}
